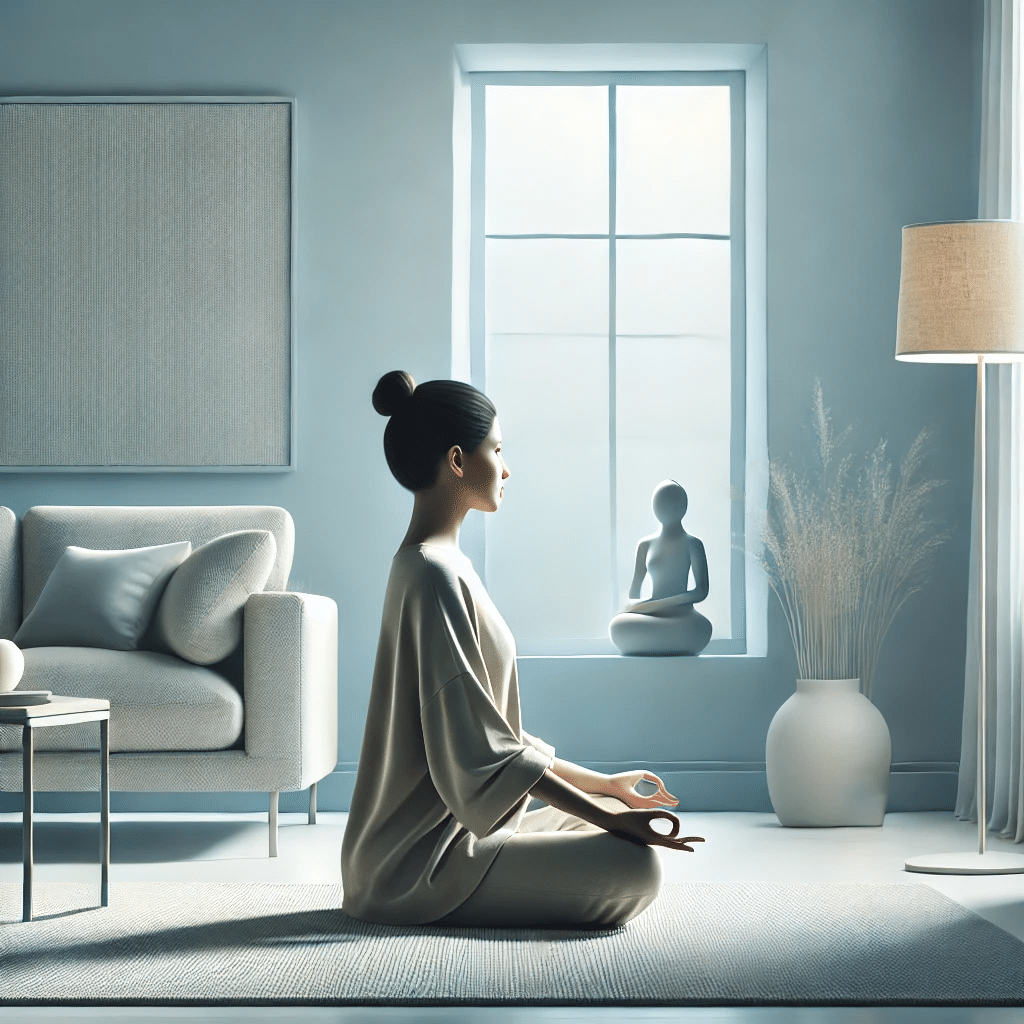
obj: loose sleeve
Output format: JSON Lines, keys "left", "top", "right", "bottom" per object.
{"left": 522, "top": 729, "right": 556, "bottom": 762}
{"left": 422, "top": 674, "right": 551, "bottom": 838}
{"left": 413, "top": 557, "right": 550, "bottom": 839}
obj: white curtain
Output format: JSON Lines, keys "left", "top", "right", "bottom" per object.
{"left": 955, "top": 0, "right": 1024, "bottom": 841}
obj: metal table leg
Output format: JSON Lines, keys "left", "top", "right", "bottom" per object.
{"left": 269, "top": 790, "right": 279, "bottom": 858}
{"left": 100, "top": 717, "right": 109, "bottom": 907}
{"left": 22, "top": 725, "right": 34, "bottom": 923}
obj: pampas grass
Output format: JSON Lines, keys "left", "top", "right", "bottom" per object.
{"left": 760, "top": 384, "right": 947, "bottom": 702}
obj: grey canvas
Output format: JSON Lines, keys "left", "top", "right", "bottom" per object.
{"left": 155, "top": 529, "right": 278, "bottom": 665}
{"left": 0, "top": 881, "right": 1021, "bottom": 1005}
{"left": 13, "top": 541, "right": 191, "bottom": 651}
{"left": 0, "top": 100, "right": 292, "bottom": 468}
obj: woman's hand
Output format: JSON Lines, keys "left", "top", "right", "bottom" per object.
{"left": 530, "top": 768, "right": 704, "bottom": 853}
{"left": 604, "top": 807, "right": 705, "bottom": 852}
{"left": 602, "top": 770, "right": 680, "bottom": 810}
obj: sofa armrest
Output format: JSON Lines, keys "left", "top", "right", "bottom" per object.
{"left": 243, "top": 591, "right": 339, "bottom": 788}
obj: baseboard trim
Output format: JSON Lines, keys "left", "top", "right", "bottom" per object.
{"left": 0, "top": 761, "right": 959, "bottom": 814}
{"left": 571, "top": 761, "right": 960, "bottom": 814}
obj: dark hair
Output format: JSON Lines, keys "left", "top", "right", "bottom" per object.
{"left": 372, "top": 370, "right": 497, "bottom": 491}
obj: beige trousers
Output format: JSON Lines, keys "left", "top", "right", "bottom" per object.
{"left": 437, "top": 797, "right": 662, "bottom": 929}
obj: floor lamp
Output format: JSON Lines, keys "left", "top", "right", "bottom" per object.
{"left": 896, "top": 219, "right": 1024, "bottom": 874}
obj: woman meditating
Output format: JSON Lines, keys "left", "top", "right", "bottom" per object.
{"left": 341, "top": 370, "right": 703, "bottom": 929}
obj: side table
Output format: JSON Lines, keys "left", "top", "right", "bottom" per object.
{"left": 0, "top": 695, "right": 110, "bottom": 922}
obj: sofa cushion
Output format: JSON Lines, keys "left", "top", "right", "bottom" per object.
{"left": 21, "top": 506, "right": 295, "bottom": 618}
{"left": 14, "top": 541, "right": 191, "bottom": 652}
{"left": 0, "top": 647, "right": 244, "bottom": 752}
{"left": 153, "top": 530, "right": 277, "bottom": 665}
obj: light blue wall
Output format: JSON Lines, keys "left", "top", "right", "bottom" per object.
{"left": 0, "top": 0, "right": 982, "bottom": 812}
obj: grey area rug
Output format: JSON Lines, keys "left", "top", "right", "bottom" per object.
{"left": 0, "top": 881, "right": 1022, "bottom": 1006}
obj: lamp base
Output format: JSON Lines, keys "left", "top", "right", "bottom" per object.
{"left": 905, "top": 851, "right": 1024, "bottom": 875}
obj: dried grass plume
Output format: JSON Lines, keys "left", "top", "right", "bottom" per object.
{"left": 759, "top": 383, "right": 947, "bottom": 702}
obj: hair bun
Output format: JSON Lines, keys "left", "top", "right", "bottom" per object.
{"left": 372, "top": 370, "right": 416, "bottom": 417}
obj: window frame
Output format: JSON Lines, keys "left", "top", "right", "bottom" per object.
{"left": 454, "top": 54, "right": 767, "bottom": 660}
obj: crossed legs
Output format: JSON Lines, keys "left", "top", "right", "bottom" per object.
{"left": 437, "top": 797, "right": 662, "bottom": 929}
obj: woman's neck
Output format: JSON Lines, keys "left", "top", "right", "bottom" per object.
{"left": 399, "top": 487, "right": 466, "bottom": 550}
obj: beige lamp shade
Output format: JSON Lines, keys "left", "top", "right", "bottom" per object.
{"left": 896, "top": 220, "right": 1024, "bottom": 363}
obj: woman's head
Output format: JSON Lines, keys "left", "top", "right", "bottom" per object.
{"left": 372, "top": 370, "right": 498, "bottom": 492}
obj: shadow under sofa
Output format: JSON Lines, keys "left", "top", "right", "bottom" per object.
{"left": 0, "top": 505, "right": 339, "bottom": 856}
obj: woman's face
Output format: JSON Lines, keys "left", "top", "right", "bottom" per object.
{"left": 460, "top": 418, "right": 510, "bottom": 512}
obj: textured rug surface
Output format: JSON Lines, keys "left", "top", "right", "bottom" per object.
{"left": 0, "top": 881, "right": 1022, "bottom": 1006}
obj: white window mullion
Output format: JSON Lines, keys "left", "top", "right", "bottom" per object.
{"left": 608, "top": 84, "right": 619, "bottom": 621}
{"left": 470, "top": 82, "right": 487, "bottom": 397}
{"left": 465, "top": 80, "right": 488, "bottom": 579}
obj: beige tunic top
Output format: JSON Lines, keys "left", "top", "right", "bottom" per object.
{"left": 341, "top": 543, "right": 555, "bottom": 925}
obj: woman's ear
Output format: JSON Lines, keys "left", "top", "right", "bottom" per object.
{"left": 447, "top": 445, "right": 465, "bottom": 478}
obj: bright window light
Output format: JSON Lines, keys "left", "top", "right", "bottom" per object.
{"left": 469, "top": 73, "right": 745, "bottom": 655}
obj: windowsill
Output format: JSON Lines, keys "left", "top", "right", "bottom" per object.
{"left": 520, "top": 651, "right": 770, "bottom": 659}
{"left": 517, "top": 651, "right": 766, "bottom": 660}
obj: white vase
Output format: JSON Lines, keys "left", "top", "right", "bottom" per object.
{"left": 765, "top": 678, "right": 891, "bottom": 827}
{"left": 0, "top": 639, "right": 25, "bottom": 693}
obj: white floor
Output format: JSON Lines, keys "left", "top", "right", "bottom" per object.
{"left": 1, "top": 809, "right": 1023, "bottom": 1024}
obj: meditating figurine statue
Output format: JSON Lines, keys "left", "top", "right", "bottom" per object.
{"left": 609, "top": 480, "right": 713, "bottom": 656}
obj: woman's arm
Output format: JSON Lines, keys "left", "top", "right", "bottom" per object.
{"left": 550, "top": 758, "right": 680, "bottom": 809}
{"left": 548, "top": 758, "right": 616, "bottom": 795}
{"left": 530, "top": 770, "right": 702, "bottom": 851}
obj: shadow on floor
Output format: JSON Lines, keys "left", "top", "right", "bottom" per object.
{"left": 0, "top": 819, "right": 268, "bottom": 863}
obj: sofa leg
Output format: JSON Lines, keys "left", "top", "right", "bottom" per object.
{"left": 269, "top": 791, "right": 279, "bottom": 858}
{"left": 308, "top": 781, "right": 318, "bottom": 825}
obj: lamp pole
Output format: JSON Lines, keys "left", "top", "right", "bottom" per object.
{"left": 977, "top": 353, "right": 986, "bottom": 857}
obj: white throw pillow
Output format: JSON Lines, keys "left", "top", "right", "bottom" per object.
{"left": 154, "top": 529, "right": 277, "bottom": 665}
{"left": 14, "top": 541, "right": 192, "bottom": 652}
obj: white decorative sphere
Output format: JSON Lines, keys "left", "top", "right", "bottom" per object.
{"left": 0, "top": 639, "right": 25, "bottom": 693}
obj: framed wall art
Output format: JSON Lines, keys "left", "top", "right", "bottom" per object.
{"left": 0, "top": 96, "right": 296, "bottom": 471}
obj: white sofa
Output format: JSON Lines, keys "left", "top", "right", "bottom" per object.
{"left": 0, "top": 505, "right": 338, "bottom": 855}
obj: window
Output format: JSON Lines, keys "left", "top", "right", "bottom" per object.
{"left": 458, "top": 62, "right": 763, "bottom": 657}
